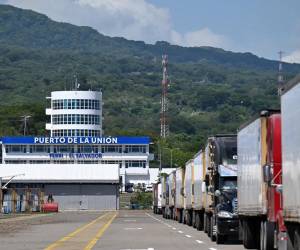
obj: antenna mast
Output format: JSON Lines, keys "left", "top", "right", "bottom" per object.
{"left": 160, "top": 54, "right": 169, "bottom": 138}
{"left": 278, "top": 51, "right": 284, "bottom": 96}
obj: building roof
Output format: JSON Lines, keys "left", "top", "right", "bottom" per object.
{"left": 0, "top": 164, "right": 119, "bottom": 183}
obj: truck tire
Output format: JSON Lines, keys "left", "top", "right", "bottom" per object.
{"left": 204, "top": 213, "right": 207, "bottom": 233}
{"left": 260, "top": 221, "right": 275, "bottom": 250}
{"left": 216, "top": 232, "right": 225, "bottom": 244}
{"left": 192, "top": 211, "right": 196, "bottom": 228}
{"left": 243, "top": 219, "right": 259, "bottom": 249}
{"left": 294, "top": 229, "right": 300, "bottom": 250}
{"left": 207, "top": 215, "right": 211, "bottom": 237}
{"left": 178, "top": 210, "right": 183, "bottom": 223}
{"left": 210, "top": 216, "right": 216, "bottom": 241}
{"left": 198, "top": 212, "right": 204, "bottom": 231}
{"left": 187, "top": 211, "right": 192, "bottom": 226}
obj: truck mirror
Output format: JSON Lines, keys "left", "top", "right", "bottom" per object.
{"left": 205, "top": 174, "right": 209, "bottom": 186}
{"left": 276, "top": 184, "right": 283, "bottom": 193}
{"left": 263, "top": 164, "right": 272, "bottom": 183}
{"left": 215, "top": 190, "right": 221, "bottom": 197}
{"left": 180, "top": 187, "right": 184, "bottom": 196}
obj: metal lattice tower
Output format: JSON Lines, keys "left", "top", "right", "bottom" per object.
{"left": 160, "top": 55, "right": 169, "bottom": 138}
{"left": 278, "top": 51, "right": 284, "bottom": 96}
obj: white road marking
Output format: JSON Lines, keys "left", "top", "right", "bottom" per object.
{"left": 121, "top": 248, "right": 154, "bottom": 250}
{"left": 209, "top": 248, "right": 217, "bottom": 250}
{"left": 185, "top": 234, "right": 192, "bottom": 238}
{"left": 196, "top": 240, "right": 203, "bottom": 244}
{"left": 172, "top": 227, "right": 176, "bottom": 230}
{"left": 178, "top": 230, "right": 183, "bottom": 234}
{"left": 124, "top": 227, "right": 143, "bottom": 230}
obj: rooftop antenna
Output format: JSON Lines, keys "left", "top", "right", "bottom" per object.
{"left": 20, "top": 115, "right": 31, "bottom": 136}
{"left": 160, "top": 54, "right": 169, "bottom": 138}
{"left": 278, "top": 51, "right": 284, "bottom": 96}
{"left": 74, "top": 74, "right": 80, "bottom": 90}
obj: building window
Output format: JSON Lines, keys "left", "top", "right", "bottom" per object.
{"left": 125, "top": 161, "right": 146, "bottom": 168}
{"left": 52, "top": 99, "right": 100, "bottom": 110}
{"left": 101, "top": 145, "right": 122, "bottom": 153}
{"left": 29, "top": 145, "right": 51, "bottom": 153}
{"left": 77, "top": 145, "right": 99, "bottom": 153}
{"left": 124, "top": 145, "right": 146, "bottom": 153}
{"left": 52, "top": 114, "right": 100, "bottom": 125}
{"left": 29, "top": 160, "right": 51, "bottom": 164}
{"left": 77, "top": 160, "right": 100, "bottom": 164}
{"left": 53, "top": 160, "right": 75, "bottom": 164}
{"left": 53, "top": 145, "right": 75, "bottom": 153}
{"left": 101, "top": 160, "right": 122, "bottom": 168}
{"left": 5, "top": 160, "right": 27, "bottom": 164}
{"left": 52, "top": 130, "right": 101, "bottom": 137}
{"left": 5, "top": 145, "right": 27, "bottom": 154}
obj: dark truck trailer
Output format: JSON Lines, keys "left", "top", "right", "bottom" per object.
{"left": 203, "top": 135, "right": 239, "bottom": 244}
{"left": 237, "top": 110, "right": 286, "bottom": 250}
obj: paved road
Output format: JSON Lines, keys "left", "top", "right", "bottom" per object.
{"left": 0, "top": 210, "right": 246, "bottom": 250}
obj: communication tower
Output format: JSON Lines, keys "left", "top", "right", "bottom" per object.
{"left": 278, "top": 51, "right": 284, "bottom": 96}
{"left": 160, "top": 55, "right": 169, "bottom": 138}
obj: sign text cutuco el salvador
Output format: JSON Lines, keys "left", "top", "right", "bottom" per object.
{"left": 49, "top": 153, "right": 102, "bottom": 159}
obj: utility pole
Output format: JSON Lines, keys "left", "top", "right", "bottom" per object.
{"left": 160, "top": 55, "right": 169, "bottom": 138}
{"left": 20, "top": 115, "right": 31, "bottom": 136}
{"left": 278, "top": 51, "right": 284, "bottom": 96}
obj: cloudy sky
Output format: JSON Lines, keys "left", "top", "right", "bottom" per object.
{"left": 1, "top": 0, "right": 300, "bottom": 62}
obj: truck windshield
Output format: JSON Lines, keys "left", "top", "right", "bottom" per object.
{"left": 223, "top": 145, "right": 237, "bottom": 165}
{"left": 220, "top": 177, "right": 237, "bottom": 190}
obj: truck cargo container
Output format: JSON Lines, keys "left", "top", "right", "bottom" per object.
{"left": 153, "top": 182, "right": 162, "bottom": 214}
{"left": 175, "top": 167, "right": 185, "bottom": 222}
{"left": 161, "top": 175, "right": 168, "bottom": 218}
{"left": 191, "top": 150, "right": 205, "bottom": 231}
{"left": 184, "top": 159, "right": 193, "bottom": 226}
{"left": 238, "top": 110, "right": 286, "bottom": 250}
{"left": 166, "top": 171, "right": 176, "bottom": 219}
{"left": 204, "top": 135, "right": 238, "bottom": 244}
{"left": 281, "top": 76, "right": 300, "bottom": 250}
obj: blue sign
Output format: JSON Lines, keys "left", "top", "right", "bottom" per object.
{"left": 50, "top": 153, "right": 102, "bottom": 159}
{"left": 1, "top": 136, "right": 150, "bottom": 145}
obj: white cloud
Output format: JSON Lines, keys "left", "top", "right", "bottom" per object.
{"left": 283, "top": 50, "right": 300, "bottom": 64}
{"left": 171, "top": 28, "right": 226, "bottom": 48}
{"left": 3, "top": 0, "right": 227, "bottom": 48}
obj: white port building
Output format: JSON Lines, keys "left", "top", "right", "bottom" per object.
{"left": 0, "top": 89, "right": 156, "bottom": 211}
{"left": 46, "top": 90, "right": 103, "bottom": 137}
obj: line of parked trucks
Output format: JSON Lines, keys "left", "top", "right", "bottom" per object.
{"left": 153, "top": 75, "right": 300, "bottom": 250}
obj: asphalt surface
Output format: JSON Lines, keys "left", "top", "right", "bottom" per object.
{"left": 0, "top": 210, "right": 246, "bottom": 250}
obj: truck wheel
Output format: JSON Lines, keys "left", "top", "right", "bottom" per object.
{"left": 207, "top": 215, "right": 211, "bottom": 237}
{"left": 187, "top": 211, "right": 192, "bottom": 226}
{"left": 199, "top": 212, "right": 204, "bottom": 231}
{"left": 210, "top": 216, "right": 216, "bottom": 241}
{"left": 243, "top": 219, "right": 259, "bottom": 249}
{"left": 192, "top": 211, "right": 196, "bottom": 228}
{"left": 216, "top": 233, "right": 225, "bottom": 244}
{"left": 294, "top": 229, "right": 300, "bottom": 250}
{"left": 260, "top": 221, "right": 275, "bottom": 250}
{"left": 195, "top": 213, "right": 200, "bottom": 231}
{"left": 260, "top": 221, "right": 266, "bottom": 250}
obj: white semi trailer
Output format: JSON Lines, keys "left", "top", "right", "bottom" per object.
{"left": 281, "top": 75, "right": 300, "bottom": 250}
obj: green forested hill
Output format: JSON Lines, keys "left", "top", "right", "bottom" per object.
{"left": 0, "top": 4, "right": 299, "bottom": 166}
